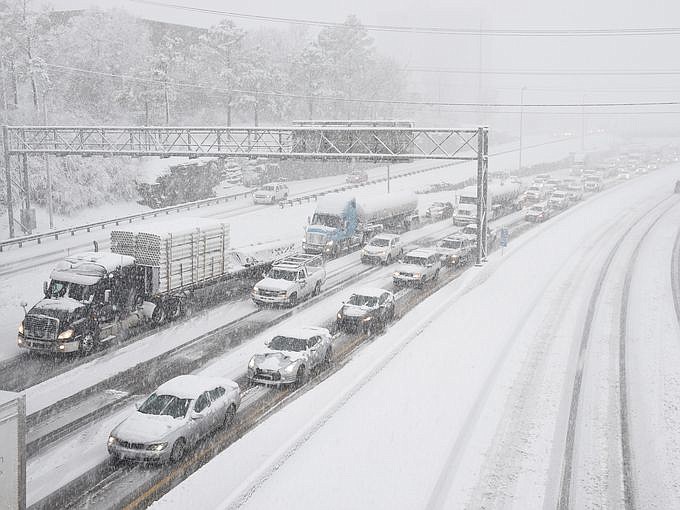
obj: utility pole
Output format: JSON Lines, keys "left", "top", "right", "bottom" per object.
{"left": 581, "top": 92, "right": 586, "bottom": 152}
{"left": 519, "top": 86, "right": 526, "bottom": 173}
{"left": 387, "top": 164, "right": 390, "bottom": 193}
{"left": 42, "top": 90, "right": 53, "bottom": 229}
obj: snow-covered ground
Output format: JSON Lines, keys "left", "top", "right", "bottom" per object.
{"left": 0, "top": 134, "right": 603, "bottom": 361}
{"left": 150, "top": 163, "right": 680, "bottom": 509}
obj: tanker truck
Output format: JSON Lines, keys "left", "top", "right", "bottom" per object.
{"left": 302, "top": 191, "right": 419, "bottom": 257}
{"left": 17, "top": 218, "right": 292, "bottom": 355}
{"left": 453, "top": 180, "right": 523, "bottom": 226}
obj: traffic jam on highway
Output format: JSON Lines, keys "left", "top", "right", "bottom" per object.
{"left": 9, "top": 143, "right": 677, "bottom": 509}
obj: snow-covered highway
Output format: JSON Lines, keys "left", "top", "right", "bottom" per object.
{"left": 146, "top": 163, "right": 680, "bottom": 509}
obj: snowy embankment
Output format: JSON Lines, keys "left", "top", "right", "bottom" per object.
{"left": 0, "top": 134, "right": 602, "bottom": 361}
{"left": 151, "top": 166, "right": 679, "bottom": 509}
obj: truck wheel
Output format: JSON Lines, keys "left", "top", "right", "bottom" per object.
{"left": 386, "top": 254, "right": 393, "bottom": 265}
{"left": 312, "top": 281, "right": 321, "bottom": 297}
{"left": 288, "top": 293, "right": 298, "bottom": 307}
{"left": 323, "top": 348, "right": 333, "bottom": 367}
{"left": 151, "top": 301, "right": 166, "bottom": 325}
{"left": 80, "top": 329, "right": 99, "bottom": 356}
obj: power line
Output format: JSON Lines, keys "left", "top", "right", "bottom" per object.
{"left": 44, "top": 62, "right": 680, "bottom": 109}
{"left": 131, "top": 0, "right": 680, "bottom": 38}
{"left": 406, "top": 66, "right": 680, "bottom": 76}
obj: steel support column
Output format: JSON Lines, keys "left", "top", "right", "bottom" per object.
{"left": 475, "top": 126, "right": 489, "bottom": 265}
{"left": 3, "top": 125, "right": 14, "bottom": 238}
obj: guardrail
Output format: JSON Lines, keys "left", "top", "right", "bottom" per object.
{"left": 0, "top": 189, "right": 254, "bottom": 252}
{"left": 278, "top": 161, "right": 504, "bottom": 207}
{"left": 0, "top": 161, "right": 507, "bottom": 252}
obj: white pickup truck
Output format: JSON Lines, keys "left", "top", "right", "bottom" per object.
{"left": 252, "top": 254, "right": 326, "bottom": 307}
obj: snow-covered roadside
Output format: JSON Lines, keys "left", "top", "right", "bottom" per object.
{"left": 150, "top": 167, "right": 677, "bottom": 510}
{"left": 626, "top": 204, "right": 680, "bottom": 509}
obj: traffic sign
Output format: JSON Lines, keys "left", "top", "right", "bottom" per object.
{"left": 500, "top": 227, "right": 509, "bottom": 247}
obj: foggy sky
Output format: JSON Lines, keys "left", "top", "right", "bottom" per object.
{"left": 48, "top": 0, "right": 680, "bottom": 135}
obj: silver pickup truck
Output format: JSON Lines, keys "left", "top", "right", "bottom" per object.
{"left": 251, "top": 254, "right": 326, "bottom": 307}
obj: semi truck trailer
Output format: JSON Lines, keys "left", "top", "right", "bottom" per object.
{"left": 17, "top": 218, "right": 284, "bottom": 355}
{"left": 302, "top": 191, "right": 419, "bottom": 257}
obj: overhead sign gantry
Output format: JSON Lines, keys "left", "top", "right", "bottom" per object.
{"left": 2, "top": 124, "right": 489, "bottom": 262}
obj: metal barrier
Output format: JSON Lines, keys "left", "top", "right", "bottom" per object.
{"left": 0, "top": 189, "right": 254, "bottom": 252}
{"left": 0, "top": 161, "right": 500, "bottom": 252}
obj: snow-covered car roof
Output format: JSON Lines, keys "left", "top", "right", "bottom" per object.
{"left": 370, "top": 233, "right": 400, "bottom": 241}
{"left": 273, "top": 326, "right": 331, "bottom": 340}
{"left": 155, "top": 375, "right": 237, "bottom": 399}
{"left": 404, "top": 248, "right": 439, "bottom": 258}
{"left": 350, "top": 287, "right": 392, "bottom": 299}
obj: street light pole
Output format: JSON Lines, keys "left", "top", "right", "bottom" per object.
{"left": 519, "top": 86, "right": 526, "bottom": 173}
{"left": 387, "top": 164, "right": 390, "bottom": 193}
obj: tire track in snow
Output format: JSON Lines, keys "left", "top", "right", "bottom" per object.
{"left": 558, "top": 195, "right": 679, "bottom": 510}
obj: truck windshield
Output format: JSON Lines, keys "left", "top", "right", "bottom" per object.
{"left": 440, "top": 239, "right": 462, "bottom": 249}
{"left": 138, "top": 393, "right": 190, "bottom": 419}
{"left": 403, "top": 256, "right": 428, "bottom": 266}
{"left": 268, "top": 269, "right": 297, "bottom": 281}
{"left": 311, "top": 213, "right": 342, "bottom": 229}
{"left": 47, "top": 280, "right": 94, "bottom": 301}
{"left": 269, "top": 336, "right": 307, "bottom": 352}
{"left": 348, "top": 294, "right": 378, "bottom": 307}
{"left": 369, "top": 238, "right": 390, "bottom": 247}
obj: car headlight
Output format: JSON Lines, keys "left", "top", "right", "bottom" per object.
{"left": 283, "top": 362, "right": 298, "bottom": 374}
{"left": 108, "top": 435, "right": 118, "bottom": 446}
{"left": 18, "top": 322, "right": 24, "bottom": 335}
{"left": 362, "top": 316, "right": 372, "bottom": 322}
{"left": 147, "top": 442, "right": 168, "bottom": 451}
{"left": 252, "top": 286, "right": 259, "bottom": 294}
{"left": 393, "top": 271, "right": 400, "bottom": 277}
{"left": 413, "top": 273, "right": 421, "bottom": 278}
{"left": 248, "top": 357, "right": 256, "bottom": 369}
{"left": 58, "top": 329, "right": 74, "bottom": 340}
{"left": 325, "top": 240, "right": 334, "bottom": 246}
{"left": 337, "top": 311, "right": 343, "bottom": 320}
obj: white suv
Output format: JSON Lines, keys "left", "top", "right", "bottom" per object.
{"left": 392, "top": 248, "right": 441, "bottom": 288}
{"left": 361, "top": 233, "right": 403, "bottom": 265}
{"left": 253, "top": 182, "right": 289, "bottom": 204}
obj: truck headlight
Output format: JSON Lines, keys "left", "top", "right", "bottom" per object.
{"left": 252, "top": 286, "right": 259, "bottom": 294}
{"left": 362, "top": 316, "right": 372, "bottom": 322}
{"left": 337, "top": 311, "right": 343, "bottom": 320}
{"left": 248, "top": 357, "right": 256, "bottom": 370}
{"left": 325, "top": 240, "right": 334, "bottom": 246}
{"left": 413, "top": 273, "right": 422, "bottom": 279}
{"left": 108, "top": 435, "right": 118, "bottom": 446}
{"left": 18, "top": 322, "right": 24, "bottom": 335}
{"left": 147, "top": 442, "right": 168, "bottom": 451}
{"left": 57, "top": 329, "right": 74, "bottom": 340}
{"left": 393, "top": 272, "right": 401, "bottom": 277}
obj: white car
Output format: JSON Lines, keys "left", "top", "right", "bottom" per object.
{"left": 108, "top": 375, "right": 241, "bottom": 463}
{"left": 548, "top": 190, "right": 569, "bottom": 210}
{"left": 253, "top": 182, "right": 289, "bottom": 204}
{"left": 248, "top": 327, "right": 333, "bottom": 387}
{"left": 392, "top": 248, "right": 441, "bottom": 288}
{"left": 361, "top": 233, "right": 403, "bottom": 265}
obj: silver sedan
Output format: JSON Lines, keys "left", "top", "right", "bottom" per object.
{"left": 248, "top": 326, "right": 333, "bottom": 387}
{"left": 107, "top": 375, "right": 240, "bottom": 463}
